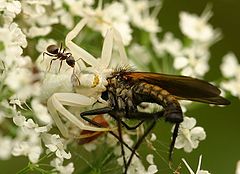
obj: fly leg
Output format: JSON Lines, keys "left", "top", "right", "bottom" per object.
{"left": 80, "top": 114, "right": 140, "bottom": 158}
{"left": 123, "top": 111, "right": 163, "bottom": 174}
{"left": 81, "top": 107, "right": 144, "bottom": 130}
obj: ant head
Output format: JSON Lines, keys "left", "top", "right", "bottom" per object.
{"left": 47, "top": 45, "right": 59, "bottom": 54}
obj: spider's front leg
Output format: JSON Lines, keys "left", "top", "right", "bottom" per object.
{"left": 47, "top": 93, "right": 111, "bottom": 138}
{"left": 65, "top": 18, "right": 98, "bottom": 67}
{"left": 65, "top": 18, "right": 128, "bottom": 70}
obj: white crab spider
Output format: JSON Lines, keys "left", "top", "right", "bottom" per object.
{"left": 47, "top": 18, "right": 128, "bottom": 138}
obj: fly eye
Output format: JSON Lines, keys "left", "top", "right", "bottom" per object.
{"left": 101, "top": 91, "right": 108, "bottom": 101}
{"left": 47, "top": 45, "right": 59, "bottom": 54}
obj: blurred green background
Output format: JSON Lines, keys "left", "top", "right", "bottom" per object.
{"left": 154, "top": 0, "right": 240, "bottom": 173}
{"left": 0, "top": 0, "right": 240, "bottom": 173}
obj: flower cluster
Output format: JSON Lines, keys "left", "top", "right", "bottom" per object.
{"left": 0, "top": 0, "right": 236, "bottom": 174}
{"left": 220, "top": 53, "right": 240, "bottom": 99}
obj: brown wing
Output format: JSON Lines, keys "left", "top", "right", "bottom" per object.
{"left": 124, "top": 72, "right": 230, "bottom": 105}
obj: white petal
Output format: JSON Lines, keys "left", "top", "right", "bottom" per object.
{"left": 235, "top": 161, "right": 240, "bottom": 174}
{"left": 13, "top": 115, "right": 26, "bottom": 126}
{"left": 146, "top": 154, "right": 154, "bottom": 164}
{"left": 46, "top": 144, "right": 57, "bottom": 152}
{"left": 150, "top": 133, "right": 157, "bottom": 142}
{"left": 174, "top": 56, "right": 188, "bottom": 69}
{"left": 147, "top": 165, "right": 158, "bottom": 174}
{"left": 174, "top": 135, "right": 186, "bottom": 149}
{"left": 220, "top": 52, "right": 239, "bottom": 78}
{"left": 183, "top": 142, "right": 194, "bottom": 153}
{"left": 191, "top": 127, "right": 206, "bottom": 140}
{"left": 197, "top": 170, "right": 211, "bottom": 174}
{"left": 182, "top": 117, "right": 196, "bottom": 129}
{"left": 29, "top": 146, "right": 42, "bottom": 163}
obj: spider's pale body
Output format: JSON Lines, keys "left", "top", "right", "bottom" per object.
{"left": 46, "top": 18, "right": 128, "bottom": 138}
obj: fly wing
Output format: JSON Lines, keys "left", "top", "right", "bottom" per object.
{"left": 124, "top": 72, "right": 230, "bottom": 105}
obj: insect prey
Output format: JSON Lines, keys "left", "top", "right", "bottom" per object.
{"left": 80, "top": 68, "right": 230, "bottom": 174}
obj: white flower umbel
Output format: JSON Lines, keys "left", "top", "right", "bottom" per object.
{"left": 0, "top": 23, "right": 27, "bottom": 68}
{"left": 21, "top": 1, "right": 73, "bottom": 38}
{"left": 12, "top": 112, "right": 51, "bottom": 163}
{"left": 11, "top": 128, "right": 42, "bottom": 163}
{"left": 151, "top": 32, "right": 182, "bottom": 57}
{"left": 174, "top": 117, "right": 206, "bottom": 152}
{"left": 173, "top": 45, "right": 210, "bottom": 77}
{"left": 0, "top": 0, "right": 21, "bottom": 24}
{"left": 220, "top": 53, "right": 240, "bottom": 99}
{"left": 179, "top": 5, "right": 220, "bottom": 43}
{"left": 68, "top": 1, "right": 132, "bottom": 45}
{"left": 123, "top": 0, "right": 161, "bottom": 33}
{"left": 182, "top": 155, "right": 211, "bottom": 174}
{"left": 128, "top": 43, "right": 151, "bottom": 70}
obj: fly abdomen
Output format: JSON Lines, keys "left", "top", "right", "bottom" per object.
{"left": 134, "top": 82, "right": 183, "bottom": 123}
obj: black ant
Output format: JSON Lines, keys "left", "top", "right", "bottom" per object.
{"left": 43, "top": 43, "right": 75, "bottom": 72}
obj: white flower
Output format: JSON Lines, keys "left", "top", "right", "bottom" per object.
{"left": 35, "top": 38, "right": 57, "bottom": 53}
{"left": 0, "top": 136, "right": 13, "bottom": 160}
{"left": 151, "top": 32, "right": 182, "bottom": 57}
{"left": 12, "top": 141, "right": 42, "bottom": 163}
{"left": 0, "top": 23, "right": 27, "bottom": 68}
{"left": 31, "top": 99, "right": 52, "bottom": 124}
{"left": 5, "top": 68, "right": 32, "bottom": 92}
{"left": 220, "top": 53, "right": 240, "bottom": 98}
{"left": 146, "top": 165, "right": 158, "bottom": 174}
{"left": 236, "top": 161, "right": 240, "bottom": 174}
{"left": 11, "top": 124, "right": 43, "bottom": 164}
{"left": 173, "top": 45, "right": 209, "bottom": 77}
{"left": 220, "top": 52, "right": 239, "bottom": 78}
{"left": 128, "top": 43, "right": 151, "bottom": 70}
{"left": 21, "top": 0, "right": 73, "bottom": 37}
{"left": 42, "top": 133, "right": 71, "bottom": 160}
{"left": 179, "top": 6, "right": 220, "bottom": 43}
{"left": 0, "top": 0, "right": 21, "bottom": 23}
{"left": 182, "top": 155, "right": 211, "bottom": 174}
{"left": 27, "top": 26, "right": 52, "bottom": 38}
{"left": 150, "top": 133, "right": 157, "bottom": 142}
{"left": 69, "top": 1, "right": 132, "bottom": 45}
{"left": 146, "top": 154, "right": 154, "bottom": 164}
{"left": 50, "top": 157, "right": 74, "bottom": 174}
{"left": 123, "top": 0, "right": 161, "bottom": 33}
{"left": 174, "top": 117, "right": 206, "bottom": 152}
{"left": 13, "top": 115, "right": 27, "bottom": 127}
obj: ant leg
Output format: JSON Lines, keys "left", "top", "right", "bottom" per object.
{"left": 60, "top": 42, "right": 63, "bottom": 52}
{"left": 48, "top": 58, "right": 58, "bottom": 72}
{"left": 42, "top": 52, "right": 54, "bottom": 63}
{"left": 58, "top": 60, "right": 63, "bottom": 73}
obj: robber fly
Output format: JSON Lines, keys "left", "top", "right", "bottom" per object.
{"left": 43, "top": 43, "right": 75, "bottom": 72}
{"left": 80, "top": 67, "right": 230, "bottom": 174}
